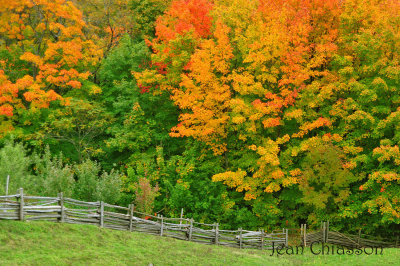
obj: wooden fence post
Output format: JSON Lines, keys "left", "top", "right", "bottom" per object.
{"left": 180, "top": 208, "right": 183, "bottom": 225}
{"left": 129, "top": 204, "right": 134, "bottom": 232}
{"left": 99, "top": 201, "right": 104, "bottom": 228}
{"left": 215, "top": 223, "right": 219, "bottom": 245}
{"left": 188, "top": 219, "right": 193, "bottom": 241}
{"left": 285, "top": 228, "right": 289, "bottom": 247}
{"left": 239, "top": 228, "right": 243, "bottom": 249}
{"left": 357, "top": 228, "right": 362, "bottom": 247}
{"left": 322, "top": 222, "right": 326, "bottom": 243}
{"left": 58, "top": 192, "right": 65, "bottom": 222}
{"left": 300, "top": 224, "right": 303, "bottom": 245}
{"left": 5, "top": 175, "right": 9, "bottom": 196}
{"left": 326, "top": 221, "right": 329, "bottom": 243}
{"left": 19, "top": 188, "right": 24, "bottom": 221}
{"left": 304, "top": 224, "right": 307, "bottom": 247}
{"left": 260, "top": 229, "right": 264, "bottom": 250}
{"left": 160, "top": 215, "right": 164, "bottom": 236}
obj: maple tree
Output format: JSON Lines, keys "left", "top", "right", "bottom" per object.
{"left": 130, "top": 0, "right": 171, "bottom": 39}
{"left": 135, "top": 0, "right": 214, "bottom": 88}
{"left": 41, "top": 99, "right": 112, "bottom": 162}
{"left": 72, "top": 0, "right": 135, "bottom": 59}
{"left": 0, "top": 0, "right": 101, "bottom": 131}
{"left": 169, "top": 21, "right": 234, "bottom": 155}
{"left": 332, "top": 0, "right": 400, "bottom": 226}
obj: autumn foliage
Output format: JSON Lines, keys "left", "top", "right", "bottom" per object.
{"left": 136, "top": 0, "right": 400, "bottom": 227}
{"left": 0, "top": 0, "right": 101, "bottom": 119}
{"left": 1, "top": 0, "right": 400, "bottom": 234}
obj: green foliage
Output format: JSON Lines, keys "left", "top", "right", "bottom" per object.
{"left": 96, "top": 170, "right": 122, "bottom": 204}
{"left": 99, "top": 36, "right": 150, "bottom": 87}
{"left": 30, "top": 147, "right": 75, "bottom": 197}
{"left": 106, "top": 103, "right": 153, "bottom": 154}
{"left": 0, "top": 141, "right": 121, "bottom": 203}
{"left": 0, "top": 140, "right": 31, "bottom": 195}
{"left": 130, "top": 0, "right": 170, "bottom": 38}
{"left": 74, "top": 159, "right": 122, "bottom": 203}
{"left": 299, "top": 143, "right": 361, "bottom": 223}
{"left": 73, "top": 159, "right": 103, "bottom": 202}
{"left": 41, "top": 99, "right": 113, "bottom": 162}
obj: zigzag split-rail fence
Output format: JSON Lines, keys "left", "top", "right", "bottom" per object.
{"left": 301, "top": 222, "right": 399, "bottom": 248}
{"left": 0, "top": 188, "right": 288, "bottom": 250}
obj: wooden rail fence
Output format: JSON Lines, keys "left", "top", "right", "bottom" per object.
{"left": 301, "top": 222, "right": 399, "bottom": 248}
{"left": 0, "top": 188, "right": 288, "bottom": 250}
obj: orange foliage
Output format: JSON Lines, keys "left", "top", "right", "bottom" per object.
{"left": 0, "top": 0, "right": 101, "bottom": 121}
{"left": 169, "top": 21, "right": 233, "bottom": 154}
{"left": 138, "top": 0, "right": 343, "bottom": 198}
{"left": 154, "top": 0, "right": 213, "bottom": 42}
{"left": 134, "top": 0, "right": 214, "bottom": 89}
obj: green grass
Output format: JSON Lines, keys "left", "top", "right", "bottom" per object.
{"left": 0, "top": 221, "right": 398, "bottom": 265}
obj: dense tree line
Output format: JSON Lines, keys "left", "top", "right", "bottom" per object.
{"left": 0, "top": 0, "right": 399, "bottom": 236}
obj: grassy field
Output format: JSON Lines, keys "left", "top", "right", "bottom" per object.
{"left": 0, "top": 221, "right": 398, "bottom": 265}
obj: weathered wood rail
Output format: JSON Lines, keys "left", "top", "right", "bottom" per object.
{"left": 301, "top": 222, "right": 399, "bottom": 248}
{"left": 0, "top": 188, "right": 288, "bottom": 249}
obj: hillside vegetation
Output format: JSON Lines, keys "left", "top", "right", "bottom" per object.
{"left": 1, "top": 0, "right": 400, "bottom": 236}
{"left": 0, "top": 221, "right": 399, "bottom": 265}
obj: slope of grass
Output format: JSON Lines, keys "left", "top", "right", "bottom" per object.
{"left": 0, "top": 221, "right": 398, "bottom": 265}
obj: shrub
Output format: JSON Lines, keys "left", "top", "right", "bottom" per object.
{"left": 73, "top": 159, "right": 101, "bottom": 202}
{"left": 74, "top": 159, "right": 122, "bottom": 203}
{"left": 30, "top": 147, "right": 74, "bottom": 197}
{"left": 0, "top": 140, "right": 31, "bottom": 195}
{"left": 95, "top": 169, "right": 122, "bottom": 204}
{"left": 134, "top": 177, "right": 159, "bottom": 214}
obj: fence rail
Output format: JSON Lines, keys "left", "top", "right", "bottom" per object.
{"left": 301, "top": 222, "right": 399, "bottom": 248}
{"left": 0, "top": 188, "right": 288, "bottom": 250}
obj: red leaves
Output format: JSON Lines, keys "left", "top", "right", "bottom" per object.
{"left": 0, "top": 104, "right": 13, "bottom": 117}
{"left": 252, "top": 99, "right": 263, "bottom": 106}
{"left": 153, "top": 62, "right": 167, "bottom": 75}
{"left": 138, "top": 84, "right": 151, "bottom": 94}
{"left": 262, "top": 117, "right": 281, "bottom": 128}
{"left": 155, "top": 0, "right": 213, "bottom": 42}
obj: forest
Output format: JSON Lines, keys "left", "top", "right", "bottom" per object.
{"left": 0, "top": 0, "right": 399, "bottom": 237}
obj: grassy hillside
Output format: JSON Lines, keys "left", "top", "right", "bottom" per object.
{"left": 0, "top": 221, "right": 398, "bottom": 265}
